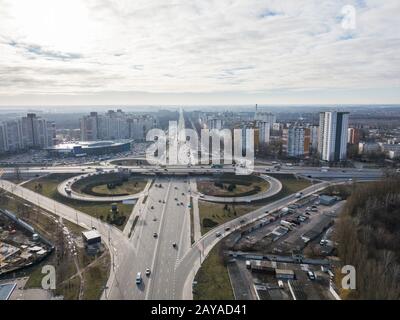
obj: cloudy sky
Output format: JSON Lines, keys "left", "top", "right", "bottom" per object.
{"left": 0, "top": 0, "right": 399, "bottom": 106}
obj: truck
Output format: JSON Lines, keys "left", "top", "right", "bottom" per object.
{"left": 280, "top": 220, "right": 294, "bottom": 229}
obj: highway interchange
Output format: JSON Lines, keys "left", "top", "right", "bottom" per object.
{"left": 0, "top": 111, "right": 385, "bottom": 300}
{"left": 0, "top": 159, "right": 385, "bottom": 300}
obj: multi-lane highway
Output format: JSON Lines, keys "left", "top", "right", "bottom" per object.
{"left": 0, "top": 164, "right": 384, "bottom": 183}
{"left": 107, "top": 176, "right": 192, "bottom": 299}
{"left": 0, "top": 110, "right": 386, "bottom": 300}
{"left": 0, "top": 168, "right": 381, "bottom": 300}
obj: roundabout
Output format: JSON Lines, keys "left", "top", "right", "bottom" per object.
{"left": 57, "top": 167, "right": 282, "bottom": 204}
{"left": 193, "top": 173, "right": 282, "bottom": 203}
{"left": 57, "top": 171, "right": 152, "bottom": 202}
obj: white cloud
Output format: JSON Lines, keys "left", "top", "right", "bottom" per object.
{"left": 0, "top": 0, "right": 399, "bottom": 103}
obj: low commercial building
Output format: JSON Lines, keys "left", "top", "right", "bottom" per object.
{"left": 301, "top": 230, "right": 320, "bottom": 243}
{"left": 46, "top": 140, "right": 131, "bottom": 157}
{"left": 250, "top": 260, "right": 277, "bottom": 274}
{"left": 380, "top": 143, "right": 400, "bottom": 159}
{"left": 268, "top": 226, "right": 289, "bottom": 242}
{"left": 275, "top": 269, "right": 295, "bottom": 280}
{"left": 82, "top": 230, "right": 101, "bottom": 246}
{"left": 358, "top": 142, "right": 380, "bottom": 154}
{"left": 319, "top": 195, "right": 336, "bottom": 206}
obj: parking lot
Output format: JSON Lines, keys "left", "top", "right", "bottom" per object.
{"left": 225, "top": 193, "right": 345, "bottom": 300}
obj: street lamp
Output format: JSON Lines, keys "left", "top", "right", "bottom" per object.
{"left": 102, "top": 285, "right": 109, "bottom": 300}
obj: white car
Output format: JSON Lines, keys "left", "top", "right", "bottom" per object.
{"left": 307, "top": 271, "right": 316, "bottom": 280}
{"left": 136, "top": 272, "right": 142, "bottom": 284}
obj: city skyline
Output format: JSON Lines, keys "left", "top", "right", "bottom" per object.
{"left": 1, "top": 0, "right": 399, "bottom": 106}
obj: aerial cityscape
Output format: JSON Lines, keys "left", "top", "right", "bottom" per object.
{"left": 0, "top": 0, "right": 399, "bottom": 312}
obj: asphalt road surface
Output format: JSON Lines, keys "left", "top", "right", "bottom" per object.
{"left": 0, "top": 162, "right": 384, "bottom": 300}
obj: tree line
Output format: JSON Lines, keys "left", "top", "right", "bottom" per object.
{"left": 335, "top": 174, "right": 400, "bottom": 299}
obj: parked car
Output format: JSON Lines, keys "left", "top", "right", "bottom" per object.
{"left": 307, "top": 271, "right": 316, "bottom": 280}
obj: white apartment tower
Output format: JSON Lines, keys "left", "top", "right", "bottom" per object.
{"left": 0, "top": 114, "right": 55, "bottom": 153}
{"left": 257, "top": 121, "right": 270, "bottom": 144}
{"left": 318, "top": 111, "right": 349, "bottom": 162}
{"left": 207, "top": 118, "right": 223, "bottom": 130}
{"left": 80, "top": 112, "right": 99, "bottom": 141}
{"left": 80, "top": 110, "right": 157, "bottom": 142}
{"left": 283, "top": 124, "right": 310, "bottom": 158}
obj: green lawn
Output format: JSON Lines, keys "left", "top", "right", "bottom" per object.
{"left": 72, "top": 173, "right": 148, "bottom": 197}
{"left": 197, "top": 174, "right": 269, "bottom": 197}
{"left": 91, "top": 180, "right": 147, "bottom": 196}
{"left": 271, "top": 174, "right": 314, "bottom": 197}
{"left": 199, "top": 201, "right": 260, "bottom": 235}
{"left": 22, "top": 174, "right": 134, "bottom": 230}
{"left": 193, "top": 243, "right": 234, "bottom": 300}
{"left": 198, "top": 174, "right": 312, "bottom": 234}
{"left": 81, "top": 251, "right": 110, "bottom": 300}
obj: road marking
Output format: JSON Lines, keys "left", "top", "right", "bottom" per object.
{"left": 145, "top": 179, "right": 172, "bottom": 300}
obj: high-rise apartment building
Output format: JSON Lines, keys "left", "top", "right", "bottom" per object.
{"left": 309, "top": 125, "right": 319, "bottom": 153}
{"left": 80, "top": 112, "right": 99, "bottom": 141}
{"left": 80, "top": 110, "right": 157, "bottom": 141}
{"left": 348, "top": 127, "right": 360, "bottom": 145}
{"left": 207, "top": 118, "right": 223, "bottom": 130}
{"left": 257, "top": 121, "right": 270, "bottom": 144}
{"left": 282, "top": 124, "right": 310, "bottom": 158}
{"left": 0, "top": 114, "right": 55, "bottom": 154}
{"left": 318, "top": 111, "right": 349, "bottom": 161}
